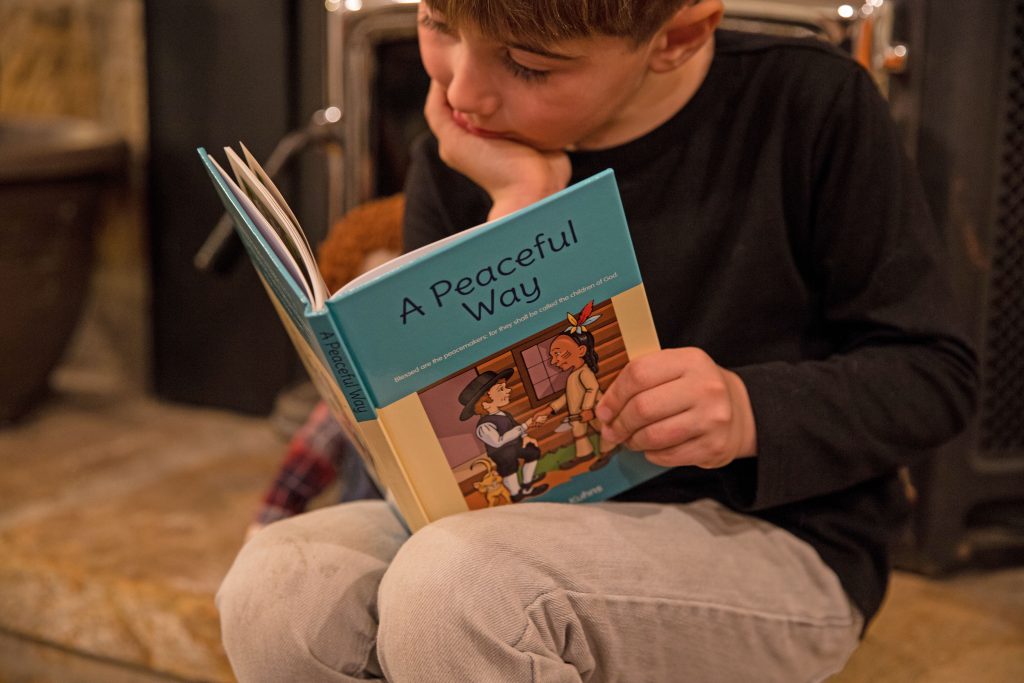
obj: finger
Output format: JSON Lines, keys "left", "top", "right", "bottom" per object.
{"left": 643, "top": 433, "right": 733, "bottom": 470}
{"left": 542, "top": 149, "right": 572, "bottom": 188}
{"left": 620, "top": 406, "right": 700, "bottom": 453}
{"left": 423, "top": 81, "right": 454, "bottom": 135}
{"left": 602, "top": 377, "right": 695, "bottom": 447}
{"left": 424, "top": 81, "right": 447, "bottom": 115}
{"left": 596, "top": 354, "right": 687, "bottom": 425}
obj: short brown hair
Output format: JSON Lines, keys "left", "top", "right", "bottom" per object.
{"left": 424, "top": 0, "right": 693, "bottom": 46}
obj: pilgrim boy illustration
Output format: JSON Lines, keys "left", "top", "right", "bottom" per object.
{"left": 538, "top": 302, "right": 614, "bottom": 472}
{"left": 459, "top": 369, "right": 550, "bottom": 503}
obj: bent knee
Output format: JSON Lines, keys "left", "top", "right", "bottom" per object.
{"left": 376, "top": 509, "right": 548, "bottom": 651}
{"left": 217, "top": 521, "right": 331, "bottom": 657}
{"left": 218, "top": 510, "right": 397, "bottom": 680}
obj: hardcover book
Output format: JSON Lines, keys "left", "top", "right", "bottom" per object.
{"left": 199, "top": 144, "right": 667, "bottom": 531}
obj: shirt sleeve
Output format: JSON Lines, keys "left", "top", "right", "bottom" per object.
{"left": 580, "top": 368, "right": 600, "bottom": 411}
{"left": 727, "top": 67, "right": 978, "bottom": 510}
{"left": 476, "top": 420, "right": 527, "bottom": 447}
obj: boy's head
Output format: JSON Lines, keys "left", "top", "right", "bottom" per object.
{"left": 418, "top": 0, "right": 723, "bottom": 151}
{"left": 424, "top": 0, "right": 702, "bottom": 46}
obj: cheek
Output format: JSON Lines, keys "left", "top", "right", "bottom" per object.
{"left": 532, "top": 86, "right": 613, "bottom": 133}
{"left": 521, "top": 94, "right": 577, "bottom": 125}
{"left": 418, "top": 35, "right": 451, "bottom": 85}
{"left": 503, "top": 98, "right": 584, "bottom": 145}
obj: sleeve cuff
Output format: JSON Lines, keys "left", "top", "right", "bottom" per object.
{"left": 724, "top": 363, "right": 792, "bottom": 510}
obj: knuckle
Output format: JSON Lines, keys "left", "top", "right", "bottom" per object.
{"left": 636, "top": 364, "right": 656, "bottom": 387}
{"left": 709, "top": 402, "right": 732, "bottom": 427}
{"left": 619, "top": 361, "right": 640, "bottom": 387}
{"left": 631, "top": 393, "right": 658, "bottom": 423}
{"left": 701, "top": 377, "right": 727, "bottom": 402}
{"left": 678, "top": 346, "right": 706, "bottom": 364}
{"left": 653, "top": 419, "right": 692, "bottom": 452}
{"left": 645, "top": 421, "right": 675, "bottom": 449}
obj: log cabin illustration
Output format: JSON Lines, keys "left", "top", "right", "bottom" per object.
{"left": 417, "top": 299, "right": 629, "bottom": 510}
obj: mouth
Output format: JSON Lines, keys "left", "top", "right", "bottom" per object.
{"left": 451, "top": 110, "right": 508, "bottom": 139}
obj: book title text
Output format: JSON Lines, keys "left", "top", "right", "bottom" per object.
{"left": 400, "top": 220, "right": 581, "bottom": 324}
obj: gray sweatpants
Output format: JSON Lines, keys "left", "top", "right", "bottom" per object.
{"left": 217, "top": 499, "right": 863, "bottom": 682}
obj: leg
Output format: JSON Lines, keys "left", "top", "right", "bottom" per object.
{"left": 217, "top": 500, "right": 409, "bottom": 682}
{"left": 586, "top": 417, "right": 618, "bottom": 470}
{"left": 376, "top": 499, "right": 862, "bottom": 683}
{"left": 516, "top": 443, "right": 549, "bottom": 501}
{"left": 560, "top": 421, "right": 597, "bottom": 470}
{"left": 573, "top": 419, "right": 595, "bottom": 458}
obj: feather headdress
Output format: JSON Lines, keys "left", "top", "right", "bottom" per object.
{"left": 564, "top": 300, "right": 601, "bottom": 334}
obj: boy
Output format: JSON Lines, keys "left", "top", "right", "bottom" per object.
{"left": 218, "top": 1, "right": 977, "bottom": 681}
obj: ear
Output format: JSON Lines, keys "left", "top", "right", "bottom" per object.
{"left": 648, "top": 0, "right": 724, "bottom": 74}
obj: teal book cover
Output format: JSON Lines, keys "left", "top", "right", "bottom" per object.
{"left": 324, "top": 170, "right": 668, "bottom": 511}
{"left": 200, "top": 146, "right": 667, "bottom": 526}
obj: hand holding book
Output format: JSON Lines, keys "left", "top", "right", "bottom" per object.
{"left": 596, "top": 347, "right": 758, "bottom": 469}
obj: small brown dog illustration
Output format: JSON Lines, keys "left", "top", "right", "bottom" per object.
{"left": 471, "top": 458, "right": 512, "bottom": 507}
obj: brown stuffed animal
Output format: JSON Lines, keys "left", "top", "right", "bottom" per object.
{"left": 316, "top": 193, "right": 405, "bottom": 291}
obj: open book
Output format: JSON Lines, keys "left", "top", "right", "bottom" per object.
{"left": 199, "top": 144, "right": 666, "bottom": 531}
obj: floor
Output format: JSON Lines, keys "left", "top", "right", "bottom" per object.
{"left": 1, "top": 370, "right": 1022, "bottom": 682}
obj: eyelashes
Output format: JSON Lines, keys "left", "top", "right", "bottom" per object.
{"left": 418, "top": 12, "right": 453, "bottom": 35}
{"left": 501, "top": 52, "right": 551, "bottom": 83}
{"left": 419, "top": 11, "right": 551, "bottom": 84}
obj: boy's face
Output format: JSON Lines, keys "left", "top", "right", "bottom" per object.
{"left": 418, "top": 5, "right": 659, "bottom": 151}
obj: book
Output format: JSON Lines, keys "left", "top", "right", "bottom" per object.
{"left": 199, "top": 143, "right": 667, "bottom": 531}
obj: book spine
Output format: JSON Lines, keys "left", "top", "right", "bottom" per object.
{"left": 307, "top": 311, "right": 433, "bottom": 530}
{"left": 307, "top": 311, "right": 377, "bottom": 423}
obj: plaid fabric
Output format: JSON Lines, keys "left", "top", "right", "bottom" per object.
{"left": 255, "top": 402, "right": 350, "bottom": 525}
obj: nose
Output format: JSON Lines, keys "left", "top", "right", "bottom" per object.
{"left": 445, "top": 47, "right": 500, "bottom": 118}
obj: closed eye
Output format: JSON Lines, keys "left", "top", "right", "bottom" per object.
{"left": 418, "top": 12, "right": 455, "bottom": 36}
{"left": 502, "top": 51, "right": 550, "bottom": 83}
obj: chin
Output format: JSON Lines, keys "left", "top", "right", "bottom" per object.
{"left": 534, "top": 139, "right": 575, "bottom": 153}
{"left": 505, "top": 131, "right": 572, "bottom": 153}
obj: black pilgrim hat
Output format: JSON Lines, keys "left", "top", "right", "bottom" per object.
{"left": 458, "top": 368, "right": 514, "bottom": 421}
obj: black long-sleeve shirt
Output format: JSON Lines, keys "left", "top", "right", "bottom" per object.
{"left": 402, "top": 30, "right": 978, "bottom": 625}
